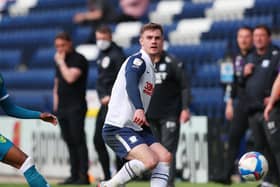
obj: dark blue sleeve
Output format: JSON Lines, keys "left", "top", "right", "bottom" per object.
{"left": 125, "top": 57, "right": 146, "bottom": 109}
{"left": 0, "top": 97, "right": 41, "bottom": 119}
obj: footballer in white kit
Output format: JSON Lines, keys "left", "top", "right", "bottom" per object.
{"left": 103, "top": 49, "right": 157, "bottom": 158}
{"left": 98, "top": 23, "right": 171, "bottom": 187}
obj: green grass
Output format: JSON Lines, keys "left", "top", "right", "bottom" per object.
{"left": 0, "top": 182, "right": 260, "bottom": 187}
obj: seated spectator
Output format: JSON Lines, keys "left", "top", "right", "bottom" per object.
{"left": 73, "top": 0, "right": 150, "bottom": 43}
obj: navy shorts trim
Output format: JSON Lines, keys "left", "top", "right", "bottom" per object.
{"left": 102, "top": 124, "right": 157, "bottom": 158}
{"left": 0, "top": 134, "right": 14, "bottom": 161}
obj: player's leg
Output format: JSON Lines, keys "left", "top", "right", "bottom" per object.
{"left": 100, "top": 125, "right": 159, "bottom": 187}
{"left": 0, "top": 135, "right": 50, "bottom": 187}
{"left": 149, "top": 142, "right": 172, "bottom": 187}
{"left": 94, "top": 104, "right": 111, "bottom": 180}
{"left": 159, "top": 118, "right": 179, "bottom": 187}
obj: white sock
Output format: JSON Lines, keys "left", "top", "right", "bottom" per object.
{"left": 151, "top": 162, "right": 169, "bottom": 187}
{"left": 19, "top": 157, "right": 34, "bottom": 174}
{"left": 105, "top": 160, "right": 146, "bottom": 187}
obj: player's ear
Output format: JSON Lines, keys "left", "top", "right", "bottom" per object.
{"left": 139, "top": 37, "right": 143, "bottom": 46}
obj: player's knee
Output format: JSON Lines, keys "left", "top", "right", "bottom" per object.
{"left": 143, "top": 155, "right": 159, "bottom": 170}
{"left": 161, "top": 150, "right": 172, "bottom": 163}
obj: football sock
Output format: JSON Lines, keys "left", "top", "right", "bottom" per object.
{"left": 151, "top": 162, "right": 169, "bottom": 187}
{"left": 19, "top": 157, "right": 51, "bottom": 187}
{"left": 104, "top": 159, "right": 146, "bottom": 187}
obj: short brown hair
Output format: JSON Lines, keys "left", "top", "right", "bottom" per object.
{"left": 254, "top": 24, "right": 271, "bottom": 36}
{"left": 140, "top": 22, "right": 163, "bottom": 36}
{"left": 96, "top": 25, "right": 112, "bottom": 35}
{"left": 55, "top": 31, "right": 72, "bottom": 42}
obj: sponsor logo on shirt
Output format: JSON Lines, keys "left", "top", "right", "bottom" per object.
{"left": 132, "top": 58, "right": 143, "bottom": 69}
{"left": 143, "top": 81, "right": 154, "bottom": 96}
{"left": 0, "top": 135, "right": 7, "bottom": 143}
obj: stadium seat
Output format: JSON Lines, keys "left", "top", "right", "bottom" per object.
{"left": 28, "top": 48, "right": 55, "bottom": 69}
{"left": 0, "top": 50, "right": 21, "bottom": 70}
{"left": 2, "top": 69, "right": 55, "bottom": 90}
{"left": 8, "top": 90, "right": 53, "bottom": 112}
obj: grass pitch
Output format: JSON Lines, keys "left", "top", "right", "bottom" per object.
{"left": 0, "top": 181, "right": 260, "bottom": 187}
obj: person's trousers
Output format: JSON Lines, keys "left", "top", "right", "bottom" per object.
{"left": 58, "top": 107, "right": 89, "bottom": 179}
{"left": 94, "top": 104, "right": 124, "bottom": 180}
{"left": 264, "top": 106, "right": 280, "bottom": 186}
{"left": 249, "top": 111, "right": 279, "bottom": 185}
{"left": 224, "top": 101, "right": 249, "bottom": 178}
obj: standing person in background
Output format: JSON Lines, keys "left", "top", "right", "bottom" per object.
{"left": 94, "top": 25, "right": 126, "bottom": 181}
{"left": 97, "top": 22, "right": 171, "bottom": 187}
{"left": 53, "top": 32, "right": 90, "bottom": 185}
{"left": 213, "top": 26, "right": 254, "bottom": 185}
{"left": 0, "top": 73, "right": 57, "bottom": 187}
{"left": 243, "top": 25, "right": 280, "bottom": 187}
{"left": 146, "top": 50, "right": 191, "bottom": 187}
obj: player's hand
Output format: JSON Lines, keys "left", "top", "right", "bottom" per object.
{"left": 263, "top": 97, "right": 270, "bottom": 106}
{"left": 180, "top": 109, "right": 190, "bottom": 123}
{"left": 73, "top": 13, "right": 86, "bottom": 23}
{"left": 101, "top": 96, "right": 110, "bottom": 105}
{"left": 133, "top": 109, "right": 149, "bottom": 126}
{"left": 40, "top": 112, "right": 58, "bottom": 126}
{"left": 54, "top": 52, "right": 65, "bottom": 66}
{"left": 264, "top": 103, "right": 273, "bottom": 121}
{"left": 243, "top": 63, "right": 254, "bottom": 77}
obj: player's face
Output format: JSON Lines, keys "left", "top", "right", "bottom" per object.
{"left": 140, "top": 29, "right": 163, "bottom": 57}
{"left": 54, "top": 38, "right": 72, "bottom": 54}
{"left": 253, "top": 28, "right": 271, "bottom": 50}
{"left": 237, "top": 29, "right": 252, "bottom": 52}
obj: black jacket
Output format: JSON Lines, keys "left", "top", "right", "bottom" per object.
{"left": 147, "top": 51, "right": 191, "bottom": 119}
{"left": 244, "top": 44, "right": 280, "bottom": 112}
{"left": 96, "top": 42, "right": 125, "bottom": 100}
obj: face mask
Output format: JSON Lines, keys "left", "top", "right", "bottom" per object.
{"left": 96, "top": 40, "right": 111, "bottom": 51}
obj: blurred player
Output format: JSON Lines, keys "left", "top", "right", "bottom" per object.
{"left": 0, "top": 74, "right": 57, "bottom": 187}
{"left": 97, "top": 22, "right": 171, "bottom": 187}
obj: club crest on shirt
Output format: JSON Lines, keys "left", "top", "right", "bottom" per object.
{"left": 261, "top": 59, "right": 270, "bottom": 68}
{"left": 159, "top": 64, "right": 166, "bottom": 71}
{"left": 165, "top": 56, "right": 171, "bottom": 63}
{"left": 101, "top": 56, "right": 110, "bottom": 68}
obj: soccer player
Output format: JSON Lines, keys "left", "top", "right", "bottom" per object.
{"left": 0, "top": 74, "right": 57, "bottom": 187}
{"left": 97, "top": 22, "right": 171, "bottom": 187}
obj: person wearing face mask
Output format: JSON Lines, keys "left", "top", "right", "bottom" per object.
{"left": 94, "top": 25, "right": 126, "bottom": 182}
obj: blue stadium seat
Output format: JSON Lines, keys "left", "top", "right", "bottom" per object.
{"left": 87, "top": 68, "right": 98, "bottom": 89}
{"left": 28, "top": 48, "right": 55, "bottom": 69}
{"left": 174, "top": 2, "right": 212, "bottom": 20}
{"left": 0, "top": 50, "right": 21, "bottom": 70}
{"left": 0, "top": 29, "right": 60, "bottom": 48}
{"left": 8, "top": 90, "right": 53, "bottom": 112}
{"left": 124, "top": 45, "right": 140, "bottom": 57}
{"left": 2, "top": 69, "right": 55, "bottom": 90}
{"left": 73, "top": 26, "right": 92, "bottom": 45}
{"left": 193, "top": 64, "right": 220, "bottom": 87}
